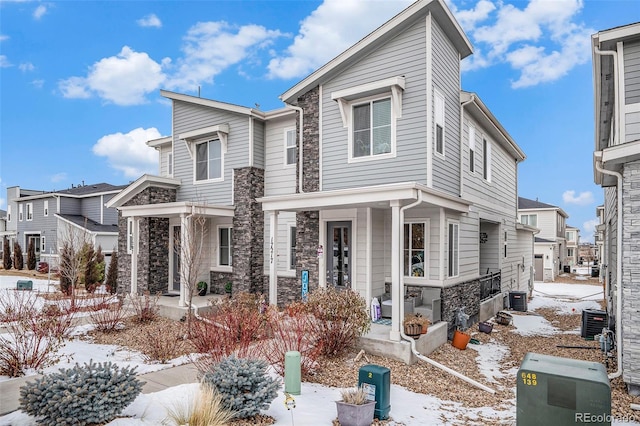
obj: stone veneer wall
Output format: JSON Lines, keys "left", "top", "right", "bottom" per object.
{"left": 210, "top": 271, "right": 233, "bottom": 294}
{"left": 622, "top": 160, "right": 640, "bottom": 390}
{"left": 233, "top": 167, "right": 265, "bottom": 295}
{"left": 441, "top": 279, "right": 481, "bottom": 338}
{"left": 117, "top": 187, "right": 175, "bottom": 295}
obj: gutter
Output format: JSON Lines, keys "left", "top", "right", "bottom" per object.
{"left": 285, "top": 104, "right": 305, "bottom": 193}
{"left": 399, "top": 191, "right": 495, "bottom": 394}
{"left": 595, "top": 157, "right": 622, "bottom": 380}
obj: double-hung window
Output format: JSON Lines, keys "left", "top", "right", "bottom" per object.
{"left": 7, "top": 205, "right": 11, "bottom": 222}
{"left": 43, "top": 200, "right": 49, "bottom": 217}
{"left": 196, "top": 139, "right": 222, "bottom": 182}
{"left": 219, "top": 227, "right": 233, "bottom": 267}
{"left": 404, "top": 222, "right": 426, "bottom": 277}
{"left": 435, "top": 90, "right": 445, "bottom": 156}
{"left": 520, "top": 214, "right": 537, "bottom": 227}
{"left": 19, "top": 204, "right": 23, "bottom": 222}
{"left": 167, "top": 152, "right": 173, "bottom": 177}
{"left": 483, "top": 138, "right": 492, "bottom": 182}
{"left": 468, "top": 124, "right": 476, "bottom": 172}
{"left": 26, "top": 203, "right": 33, "bottom": 221}
{"left": 448, "top": 221, "right": 459, "bottom": 277}
{"left": 353, "top": 97, "right": 392, "bottom": 158}
{"left": 285, "top": 129, "right": 296, "bottom": 166}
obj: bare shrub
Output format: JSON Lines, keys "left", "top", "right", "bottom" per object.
{"left": 127, "top": 291, "right": 160, "bottom": 323}
{"left": 89, "top": 295, "right": 126, "bottom": 332}
{"left": 142, "top": 322, "right": 189, "bottom": 363}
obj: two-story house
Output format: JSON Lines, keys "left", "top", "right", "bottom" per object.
{"left": 108, "top": 0, "right": 530, "bottom": 358}
{"left": 565, "top": 225, "right": 580, "bottom": 268}
{"left": 592, "top": 21, "right": 640, "bottom": 393}
{"left": 4, "top": 183, "right": 125, "bottom": 269}
{"left": 595, "top": 204, "right": 605, "bottom": 267}
{"left": 517, "top": 196, "right": 568, "bottom": 282}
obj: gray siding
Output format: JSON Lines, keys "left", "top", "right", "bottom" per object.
{"left": 81, "top": 196, "right": 102, "bottom": 224}
{"left": 60, "top": 197, "right": 81, "bottom": 215}
{"left": 431, "top": 19, "right": 461, "bottom": 196}
{"left": 172, "top": 100, "right": 251, "bottom": 205}
{"left": 625, "top": 40, "right": 640, "bottom": 105}
{"left": 102, "top": 194, "right": 119, "bottom": 225}
{"left": 321, "top": 17, "right": 428, "bottom": 190}
{"left": 626, "top": 111, "right": 640, "bottom": 143}
{"left": 253, "top": 119, "right": 265, "bottom": 169}
{"left": 264, "top": 115, "right": 297, "bottom": 196}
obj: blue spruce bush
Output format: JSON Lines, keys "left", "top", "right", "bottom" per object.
{"left": 201, "top": 355, "right": 279, "bottom": 418}
{"left": 19, "top": 360, "right": 143, "bottom": 426}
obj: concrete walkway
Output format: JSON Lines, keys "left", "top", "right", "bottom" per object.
{"left": 0, "top": 363, "right": 199, "bottom": 417}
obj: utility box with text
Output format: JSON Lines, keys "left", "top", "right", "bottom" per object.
{"left": 358, "top": 364, "right": 390, "bottom": 420}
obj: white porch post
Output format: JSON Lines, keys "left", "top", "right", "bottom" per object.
{"left": 269, "top": 210, "right": 279, "bottom": 305}
{"left": 390, "top": 200, "right": 401, "bottom": 341}
{"left": 179, "top": 213, "right": 188, "bottom": 307}
{"left": 131, "top": 217, "right": 139, "bottom": 296}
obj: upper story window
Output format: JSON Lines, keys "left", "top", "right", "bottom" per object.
{"left": 520, "top": 214, "right": 537, "bottom": 227}
{"left": 435, "top": 89, "right": 445, "bottom": 156}
{"left": 195, "top": 139, "right": 222, "bottom": 182}
{"left": 468, "top": 124, "right": 476, "bottom": 172}
{"left": 285, "top": 129, "right": 296, "bottom": 166}
{"left": 404, "top": 222, "right": 426, "bottom": 277}
{"left": 26, "top": 203, "right": 33, "bottom": 221}
{"left": 353, "top": 97, "right": 392, "bottom": 158}
{"left": 483, "top": 138, "right": 492, "bottom": 182}
{"left": 566, "top": 231, "right": 574, "bottom": 241}
{"left": 19, "top": 204, "right": 23, "bottom": 222}
{"left": 167, "top": 152, "right": 173, "bottom": 176}
{"left": 557, "top": 214, "right": 565, "bottom": 235}
{"left": 44, "top": 200, "right": 49, "bottom": 217}
{"left": 7, "top": 205, "right": 11, "bottom": 222}
{"left": 331, "top": 76, "right": 404, "bottom": 164}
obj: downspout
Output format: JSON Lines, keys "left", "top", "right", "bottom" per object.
{"left": 459, "top": 94, "right": 475, "bottom": 197}
{"left": 285, "top": 104, "right": 304, "bottom": 193}
{"left": 595, "top": 159, "right": 623, "bottom": 380}
{"left": 399, "top": 191, "right": 495, "bottom": 394}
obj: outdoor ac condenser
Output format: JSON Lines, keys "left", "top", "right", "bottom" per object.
{"left": 517, "top": 353, "right": 611, "bottom": 426}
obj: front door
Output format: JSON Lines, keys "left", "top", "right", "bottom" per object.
{"left": 534, "top": 255, "right": 543, "bottom": 282}
{"left": 26, "top": 235, "right": 41, "bottom": 263}
{"left": 327, "top": 221, "right": 351, "bottom": 289}
{"left": 171, "top": 225, "right": 181, "bottom": 292}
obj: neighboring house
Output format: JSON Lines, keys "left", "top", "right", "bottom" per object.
{"left": 0, "top": 209, "right": 6, "bottom": 260}
{"left": 592, "top": 21, "right": 640, "bottom": 392}
{"left": 517, "top": 197, "right": 568, "bottom": 282}
{"left": 578, "top": 243, "right": 597, "bottom": 265}
{"left": 595, "top": 205, "right": 605, "bottom": 268}
{"left": 4, "top": 183, "right": 125, "bottom": 269}
{"left": 565, "top": 225, "right": 580, "bottom": 268}
{"left": 109, "top": 0, "right": 531, "bottom": 349}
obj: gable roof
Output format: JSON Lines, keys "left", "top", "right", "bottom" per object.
{"left": 106, "top": 174, "right": 181, "bottom": 209}
{"left": 11, "top": 183, "right": 127, "bottom": 202}
{"left": 280, "top": 0, "right": 472, "bottom": 104}
{"left": 518, "top": 196, "right": 568, "bottom": 218}
{"left": 535, "top": 237, "right": 555, "bottom": 244}
{"left": 56, "top": 214, "right": 118, "bottom": 234}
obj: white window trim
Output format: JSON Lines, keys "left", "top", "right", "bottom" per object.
{"left": 284, "top": 128, "right": 296, "bottom": 167}
{"left": 127, "top": 218, "right": 134, "bottom": 255}
{"left": 403, "top": 219, "right": 430, "bottom": 282}
{"left": 44, "top": 200, "right": 49, "bottom": 217}
{"left": 216, "top": 225, "right": 233, "bottom": 271}
{"left": 7, "top": 205, "right": 11, "bottom": 222}
{"left": 483, "top": 138, "right": 492, "bottom": 182}
{"left": 167, "top": 152, "right": 173, "bottom": 177}
{"left": 520, "top": 214, "right": 538, "bottom": 227}
{"left": 447, "top": 220, "right": 460, "bottom": 278}
{"left": 41, "top": 236, "right": 46, "bottom": 252}
{"left": 468, "top": 123, "right": 476, "bottom": 173}
{"left": 193, "top": 138, "right": 224, "bottom": 184}
{"left": 26, "top": 203, "right": 33, "bottom": 221}
{"left": 288, "top": 225, "right": 296, "bottom": 272}
{"left": 434, "top": 89, "right": 445, "bottom": 157}
{"left": 19, "top": 204, "right": 23, "bottom": 222}
{"left": 346, "top": 94, "right": 398, "bottom": 163}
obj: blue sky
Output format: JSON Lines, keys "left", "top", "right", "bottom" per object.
{"left": 0, "top": 0, "right": 635, "bottom": 242}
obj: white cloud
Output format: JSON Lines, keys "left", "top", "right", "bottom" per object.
{"left": 583, "top": 218, "right": 599, "bottom": 234}
{"left": 92, "top": 127, "right": 162, "bottom": 178}
{"left": 562, "top": 190, "right": 594, "bottom": 206}
{"left": 455, "top": 0, "right": 593, "bottom": 88}
{"left": 0, "top": 55, "right": 11, "bottom": 68}
{"left": 50, "top": 172, "right": 67, "bottom": 183}
{"left": 59, "top": 46, "right": 168, "bottom": 105}
{"left": 167, "top": 21, "right": 284, "bottom": 91}
{"left": 19, "top": 62, "right": 35, "bottom": 72}
{"left": 267, "top": 0, "right": 412, "bottom": 79}
{"left": 137, "top": 13, "right": 162, "bottom": 28}
{"left": 33, "top": 4, "right": 47, "bottom": 20}
{"left": 0, "top": 35, "right": 8, "bottom": 42}
{"left": 31, "top": 79, "right": 44, "bottom": 89}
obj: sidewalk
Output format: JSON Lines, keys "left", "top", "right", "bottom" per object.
{"left": 0, "top": 363, "right": 199, "bottom": 417}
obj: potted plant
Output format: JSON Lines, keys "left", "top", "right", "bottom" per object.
{"left": 225, "top": 281, "right": 232, "bottom": 296}
{"left": 335, "top": 385, "right": 376, "bottom": 426}
{"left": 403, "top": 314, "right": 422, "bottom": 338}
{"left": 415, "top": 313, "right": 430, "bottom": 334}
{"left": 197, "top": 281, "right": 207, "bottom": 296}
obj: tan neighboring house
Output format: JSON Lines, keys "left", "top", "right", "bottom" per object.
{"left": 565, "top": 225, "right": 580, "bottom": 269}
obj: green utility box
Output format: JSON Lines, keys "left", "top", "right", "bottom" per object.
{"left": 16, "top": 280, "right": 33, "bottom": 291}
{"left": 358, "top": 364, "right": 390, "bottom": 420}
{"left": 517, "top": 353, "right": 611, "bottom": 426}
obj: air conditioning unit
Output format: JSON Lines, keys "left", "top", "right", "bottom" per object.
{"left": 581, "top": 309, "right": 608, "bottom": 340}
{"left": 517, "top": 353, "right": 611, "bottom": 426}
{"left": 509, "top": 291, "right": 527, "bottom": 312}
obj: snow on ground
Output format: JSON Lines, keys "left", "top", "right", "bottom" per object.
{"left": 1, "top": 277, "right": 637, "bottom": 425}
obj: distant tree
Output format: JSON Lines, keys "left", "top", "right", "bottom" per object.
{"left": 83, "top": 244, "right": 97, "bottom": 292}
{"left": 105, "top": 250, "right": 117, "bottom": 294}
{"left": 27, "top": 239, "right": 36, "bottom": 270}
{"left": 3, "top": 238, "right": 12, "bottom": 270}
{"left": 95, "top": 245, "right": 105, "bottom": 284}
{"left": 14, "top": 242, "right": 24, "bottom": 270}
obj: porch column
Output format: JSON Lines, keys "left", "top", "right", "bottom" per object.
{"left": 269, "top": 210, "right": 279, "bottom": 305}
{"left": 179, "top": 213, "right": 188, "bottom": 307}
{"left": 131, "top": 217, "right": 139, "bottom": 296}
{"left": 390, "top": 200, "right": 401, "bottom": 341}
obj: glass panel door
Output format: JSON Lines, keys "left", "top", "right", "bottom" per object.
{"left": 27, "top": 235, "right": 41, "bottom": 263}
{"left": 327, "top": 221, "right": 351, "bottom": 289}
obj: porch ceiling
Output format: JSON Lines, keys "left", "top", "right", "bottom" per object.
{"left": 257, "top": 182, "right": 470, "bottom": 213}
{"left": 118, "top": 201, "right": 234, "bottom": 218}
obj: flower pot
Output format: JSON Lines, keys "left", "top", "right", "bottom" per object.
{"left": 421, "top": 323, "right": 429, "bottom": 334}
{"left": 452, "top": 329, "right": 471, "bottom": 350}
{"left": 478, "top": 321, "right": 493, "bottom": 334}
{"left": 403, "top": 323, "right": 421, "bottom": 338}
{"left": 335, "top": 400, "right": 376, "bottom": 426}
{"left": 198, "top": 288, "right": 207, "bottom": 296}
